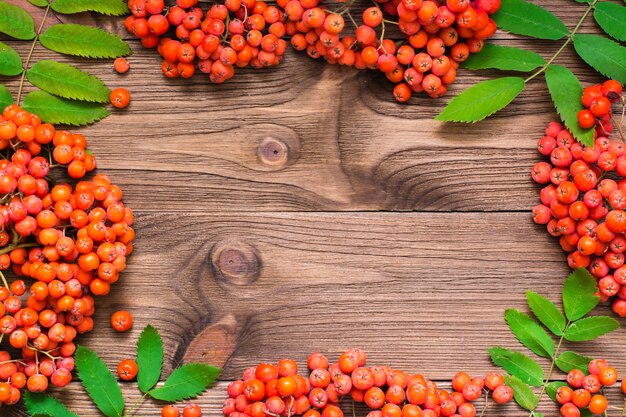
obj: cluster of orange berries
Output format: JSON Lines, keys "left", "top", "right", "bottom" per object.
{"left": 0, "top": 105, "right": 134, "bottom": 406}
{"left": 530, "top": 80, "right": 626, "bottom": 317}
{"left": 222, "top": 348, "right": 513, "bottom": 417}
{"left": 577, "top": 80, "right": 623, "bottom": 130}
{"left": 124, "top": 0, "right": 500, "bottom": 102}
{"left": 556, "top": 360, "right": 622, "bottom": 417}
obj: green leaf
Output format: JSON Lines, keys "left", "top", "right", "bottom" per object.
{"left": 150, "top": 363, "right": 220, "bottom": 402}
{"left": 435, "top": 77, "right": 524, "bottom": 122}
{"left": 40, "top": 24, "right": 131, "bottom": 59}
{"left": 28, "top": 0, "right": 49, "bottom": 6}
{"left": 23, "top": 91, "right": 109, "bottom": 126}
{"left": 137, "top": 325, "right": 164, "bottom": 393}
{"left": 461, "top": 44, "right": 545, "bottom": 72}
{"left": 505, "top": 309, "right": 554, "bottom": 358}
{"left": 27, "top": 61, "right": 110, "bottom": 103}
{"left": 564, "top": 316, "right": 620, "bottom": 341}
{"left": 24, "top": 392, "right": 79, "bottom": 417}
{"left": 594, "top": 2, "right": 626, "bottom": 42}
{"left": 573, "top": 34, "right": 626, "bottom": 84}
{"left": 488, "top": 347, "right": 544, "bottom": 387}
{"left": 526, "top": 290, "right": 566, "bottom": 336}
{"left": 0, "top": 41, "right": 22, "bottom": 76}
{"left": 504, "top": 374, "right": 539, "bottom": 411}
{"left": 0, "top": 85, "right": 13, "bottom": 109}
{"left": 545, "top": 65, "right": 595, "bottom": 147}
{"left": 0, "top": 2, "right": 36, "bottom": 40}
{"left": 74, "top": 346, "right": 124, "bottom": 417}
{"left": 492, "top": 0, "right": 568, "bottom": 40}
{"left": 546, "top": 381, "right": 568, "bottom": 403}
{"left": 555, "top": 351, "right": 592, "bottom": 374}
{"left": 562, "top": 267, "right": 600, "bottom": 321}
{"left": 52, "top": 0, "right": 129, "bottom": 16}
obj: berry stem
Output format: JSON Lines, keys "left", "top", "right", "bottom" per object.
{"left": 16, "top": 1, "right": 52, "bottom": 105}
{"left": 123, "top": 391, "right": 151, "bottom": 417}
{"left": 618, "top": 399, "right": 626, "bottom": 417}
{"left": 0, "top": 270, "right": 8, "bottom": 289}
{"left": 524, "top": 0, "right": 598, "bottom": 84}
{"left": 0, "top": 242, "right": 39, "bottom": 256}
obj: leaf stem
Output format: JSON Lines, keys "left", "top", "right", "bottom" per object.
{"left": 123, "top": 391, "right": 151, "bottom": 417}
{"left": 16, "top": 2, "right": 51, "bottom": 105}
{"left": 524, "top": 0, "right": 598, "bottom": 84}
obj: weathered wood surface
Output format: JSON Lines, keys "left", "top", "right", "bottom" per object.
{"left": 2, "top": 0, "right": 626, "bottom": 416}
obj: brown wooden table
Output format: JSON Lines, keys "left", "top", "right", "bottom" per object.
{"left": 2, "top": 1, "right": 625, "bottom": 415}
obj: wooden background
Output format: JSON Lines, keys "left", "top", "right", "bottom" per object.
{"left": 2, "top": 1, "right": 626, "bottom": 415}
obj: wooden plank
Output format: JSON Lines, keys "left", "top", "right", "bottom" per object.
{"left": 5, "top": 211, "right": 626, "bottom": 416}
{"left": 0, "top": 40, "right": 605, "bottom": 212}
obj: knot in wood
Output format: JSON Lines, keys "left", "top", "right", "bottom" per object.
{"left": 210, "top": 240, "right": 260, "bottom": 285}
{"left": 257, "top": 137, "right": 290, "bottom": 169}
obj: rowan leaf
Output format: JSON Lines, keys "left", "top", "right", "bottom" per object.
{"left": 562, "top": 267, "right": 599, "bottom": 321}
{"left": 492, "top": 0, "right": 568, "bottom": 40}
{"left": 0, "top": 41, "right": 21, "bottom": 76}
{"left": 40, "top": 24, "right": 131, "bottom": 59}
{"left": 526, "top": 290, "right": 566, "bottom": 336}
{"left": 149, "top": 363, "right": 220, "bottom": 402}
{"left": 564, "top": 316, "right": 620, "bottom": 341}
{"left": 461, "top": 44, "right": 545, "bottom": 72}
{"left": 75, "top": 346, "right": 124, "bottom": 417}
{"left": 28, "top": 0, "right": 49, "bottom": 6}
{"left": 503, "top": 374, "right": 539, "bottom": 411}
{"left": 489, "top": 347, "right": 544, "bottom": 387}
{"left": 594, "top": 2, "right": 626, "bottom": 42}
{"left": 545, "top": 65, "right": 595, "bottom": 147}
{"left": 505, "top": 309, "right": 554, "bottom": 358}
{"left": 52, "top": 0, "right": 129, "bottom": 16}
{"left": 24, "top": 392, "right": 79, "bottom": 417}
{"left": 0, "top": 2, "right": 36, "bottom": 40}
{"left": 573, "top": 34, "right": 626, "bottom": 84}
{"left": 435, "top": 77, "right": 524, "bottom": 122}
{"left": 546, "top": 381, "right": 568, "bottom": 403}
{"left": 27, "top": 61, "right": 110, "bottom": 103}
{"left": 137, "top": 325, "right": 164, "bottom": 393}
{"left": 23, "top": 90, "right": 109, "bottom": 126}
{"left": 555, "top": 351, "right": 592, "bottom": 374}
{"left": 0, "top": 85, "right": 13, "bottom": 109}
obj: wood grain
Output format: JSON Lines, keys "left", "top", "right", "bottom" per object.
{"left": 2, "top": 1, "right": 626, "bottom": 416}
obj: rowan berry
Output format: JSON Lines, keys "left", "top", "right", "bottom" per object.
{"left": 117, "top": 359, "right": 139, "bottom": 381}
{"left": 163, "top": 405, "right": 181, "bottom": 417}
{"left": 111, "top": 310, "right": 133, "bottom": 332}
{"left": 110, "top": 88, "right": 131, "bottom": 109}
{"left": 183, "top": 404, "right": 202, "bottom": 417}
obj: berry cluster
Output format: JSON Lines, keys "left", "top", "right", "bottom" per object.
{"left": 222, "top": 348, "right": 513, "bottom": 417}
{"left": 530, "top": 80, "right": 626, "bottom": 317}
{"left": 124, "top": 0, "right": 501, "bottom": 102}
{"left": 0, "top": 105, "right": 135, "bottom": 406}
{"left": 556, "top": 360, "right": 619, "bottom": 417}
{"left": 577, "top": 81, "right": 623, "bottom": 130}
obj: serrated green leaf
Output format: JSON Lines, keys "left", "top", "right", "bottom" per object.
{"left": 23, "top": 91, "right": 109, "bottom": 126}
{"left": 75, "top": 346, "right": 124, "bottom": 417}
{"left": 505, "top": 309, "right": 554, "bottom": 358}
{"left": 573, "top": 34, "right": 626, "bottom": 84}
{"left": 504, "top": 374, "right": 539, "bottom": 411}
{"left": 0, "top": 41, "right": 22, "bottom": 76}
{"left": 28, "top": 0, "right": 49, "bottom": 6}
{"left": 545, "top": 65, "right": 595, "bottom": 147}
{"left": 137, "top": 325, "right": 163, "bottom": 393}
{"left": 489, "top": 347, "right": 544, "bottom": 387}
{"left": 555, "top": 351, "right": 592, "bottom": 374}
{"left": 0, "top": 2, "right": 36, "bottom": 40}
{"left": 546, "top": 381, "right": 568, "bottom": 403}
{"left": 150, "top": 363, "right": 220, "bottom": 402}
{"left": 0, "top": 85, "right": 13, "bottom": 109}
{"left": 436, "top": 77, "right": 524, "bottom": 122}
{"left": 492, "top": 0, "right": 568, "bottom": 40}
{"left": 461, "top": 44, "right": 545, "bottom": 72}
{"left": 27, "top": 61, "right": 110, "bottom": 103}
{"left": 24, "top": 392, "right": 79, "bottom": 417}
{"left": 594, "top": 3, "right": 626, "bottom": 42}
{"left": 526, "top": 290, "right": 566, "bottom": 336}
{"left": 564, "top": 316, "right": 620, "bottom": 341}
{"left": 52, "top": 0, "right": 129, "bottom": 16}
{"left": 562, "top": 267, "right": 599, "bottom": 321}
{"left": 40, "top": 24, "right": 131, "bottom": 59}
